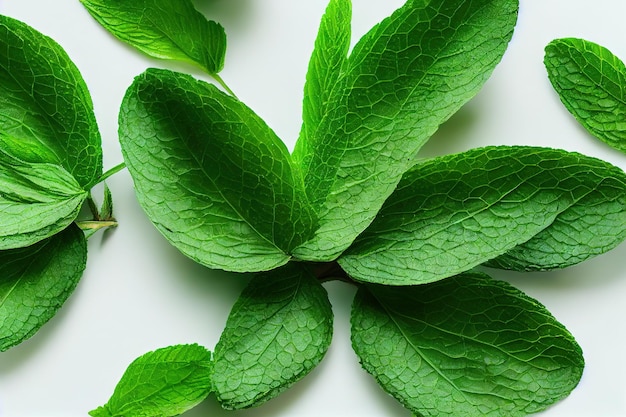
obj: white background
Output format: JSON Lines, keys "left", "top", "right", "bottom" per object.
{"left": 1, "top": 1, "right": 626, "bottom": 416}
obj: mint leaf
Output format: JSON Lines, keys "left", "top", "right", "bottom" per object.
{"left": 89, "top": 344, "right": 213, "bottom": 417}
{"left": 0, "top": 151, "right": 88, "bottom": 250}
{"left": 545, "top": 38, "right": 626, "bottom": 153}
{"left": 213, "top": 263, "right": 333, "bottom": 409}
{"left": 294, "top": 0, "right": 351, "bottom": 154}
{"left": 0, "top": 15, "right": 102, "bottom": 188}
{"left": 339, "top": 146, "right": 626, "bottom": 285}
{"left": 119, "top": 68, "right": 317, "bottom": 273}
{"left": 292, "top": 0, "right": 518, "bottom": 261}
{"left": 0, "top": 224, "right": 86, "bottom": 351}
{"left": 79, "top": 0, "right": 227, "bottom": 75}
{"left": 351, "top": 272, "right": 584, "bottom": 416}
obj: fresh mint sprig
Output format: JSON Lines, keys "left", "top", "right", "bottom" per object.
{"left": 103, "top": 0, "right": 625, "bottom": 415}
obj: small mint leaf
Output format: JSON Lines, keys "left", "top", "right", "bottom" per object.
{"left": 79, "top": 0, "right": 227, "bottom": 75}
{"left": 294, "top": 0, "right": 351, "bottom": 159}
{"left": 351, "top": 272, "right": 584, "bottom": 416}
{"left": 89, "top": 344, "right": 213, "bottom": 417}
{"left": 545, "top": 38, "right": 626, "bottom": 153}
{"left": 213, "top": 263, "right": 333, "bottom": 409}
{"left": 0, "top": 151, "right": 88, "bottom": 250}
{"left": 0, "top": 224, "right": 87, "bottom": 351}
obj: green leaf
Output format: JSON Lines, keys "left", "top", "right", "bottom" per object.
{"left": 0, "top": 151, "right": 88, "bottom": 250}
{"left": 79, "top": 0, "right": 227, "bottom": 75}
{"left": 339, "top": 146, "right": 626, "bottom": 285}
{"left": 351, "top": 272, "right": 584, "bottom": 416}
{"left": 292, "top": 0, "right": 518, "bottom": 261}
{"left": 545, "top": 38, "right": 626, "bottom": 153}
{"left": 294, "top": 0, "right": 351, "bottom": 153}
{"left": 213, "top": 263, "right": 333, "bottom": 409}
{"left": 119, "top": 68, "right": 317, "bottom": 273}
{"left": 0, "top": 15, "right": 102, "bottom": 188}
{"left": 89, "top": 344, "right": 213, "bottom": 417}
{"left": 0, "top": 223, "right": 86, "bottom": 351}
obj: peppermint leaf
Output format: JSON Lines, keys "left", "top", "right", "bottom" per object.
{"left": 351, "top": 272, "right": 584, "bottom": 416}
{"left": 0, "top": 15, "right": 102, "bottom": 188}
{"left": 0, "top": 224, "right": 87, "bottom": 351}
{"left": 213, "top": 263, "right": 333, "bottom": 409}
{"left": 89, "top": 344, "right": 213, "bottom": 417}
{"left": 545, "top": 38, "right": 626, "bottom": 153}
{"left": 119, "top": 69, "right": 317, "bottom": 273}
{"left": 339, "top": 146, "right": 626, "bottom": 285}
{"left": 294, "top": 0, "right": 351, "bottom": 155}
{"left": 79, "top": 0, "right": 227, "bottom": 75}
{"left": 0, "top": 151, "right": 87, "bottom": 250}
{"left": 292, "top": 0, "right": 519, "bottom": 261}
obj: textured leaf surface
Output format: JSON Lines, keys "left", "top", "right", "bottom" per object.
{"left": 295, "top": 0, "right": 351, "bottom": 152}
{"left": 292, "top": 0, "right": 518, "bottom": 261}
{"left": 0, "top": 151, "right": 87, "bottom": 249}
{"left": 0, "top": 224, "right": 86, "bottom": 351}
{"left": 213, "top": 263, "right": 333, "bottom": 409}
{"left": 0, "top": 15, "right": 102, "bottom": 188}
{"left": 80, "top": 0, "right": 226, "bottom": 74}
{"left": 351, "top": 272, "right": 584, "bottom": 417}
{"left": 119, "top": 69, "right": 317, "bottom": 272}
{"left": 89, "top": 344, "right": 213, "bottom": 417}
{"left": 339, "top": 146, "right": 626, "bottom": 285}
{"left": 545, "top": 38, "right": 626, "bottom": 153}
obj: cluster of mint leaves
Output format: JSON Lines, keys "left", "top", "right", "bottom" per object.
{"left": 2, "top": 0, "right": 626, "bottom": 416}
{"left": 0, "top": 15, "right": 122, "bottom": 352}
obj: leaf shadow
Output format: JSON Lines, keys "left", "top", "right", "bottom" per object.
{"left": 415, "top": 100, "right": 481, "bottom": 160}
{"left": 192, "top": 0, "right": 256, "bottom": 33}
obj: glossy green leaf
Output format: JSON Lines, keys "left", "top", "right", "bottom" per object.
{"left": 0, "top": 224, "right": 87, "bottom": 351}
{"left": 339, "top": 146, "right": 626, "bottom": 285}
{"left": 213, "top": 263, "right": 333, "bottom": 409}
{"left": 0, "top": 15, "right": 102, "bottom": 188}
{"left": 0, "top": 151, "right": 88, "bottom": 250}
{"left": 292, "top": 0, "right": 518, "bottom": 261}
{"left": 119, "top": 69, "right": 317, "bottom": 273}
{"left": 545, "top": 38, "right": 626, "bottom": 153}
{"left": 79, "top": 0, "right": 227, "bottom": 75}
{"left": 295, "top": 0, "right": 351, "bottom": 152}
{"left": 351, "top": 272, "right": 584, "bottom": 416}
{"left": 89, "top": 344, "right": 213, "bottom": 417}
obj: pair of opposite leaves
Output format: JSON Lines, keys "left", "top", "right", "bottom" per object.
{"left": 0, "top": 15, "right": 110, "bottom": 351}
{"left": 81, "top": 0, "right": 626, "bottom": 416}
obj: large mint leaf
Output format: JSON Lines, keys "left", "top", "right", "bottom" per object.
{"left": 545, "top": 38, "right": 626, "bottom": 153}
{"left": 339, "top": 146, "right": 626, "bottom": 285}
{"left": 0, "top": 151, "right": 87, "bottom": 250}
{"left": 292, "top": 0, "right": 518, "bottom": 261}
{"left": 213, "top": 263, "right": 333, "bottom": 409}
{"left": 294, "top": 0, "right": 351, "bottom": 155}
{"left": 89, "top": 344, "right": 213, "bottom": 417}
{"left": 0, "top": 224, "right": 86, "bottom": 351}
{"left": 79, "top": 0, "right": 226, "bottom": 75}
{"left": 0, "top": 15, "right": 102, "bottom": 188}
{"left": 351, "top": 272, "right": 584, "bottom": 416}
{"left": 119, "top": 69, "right": 317, "bottom": 273}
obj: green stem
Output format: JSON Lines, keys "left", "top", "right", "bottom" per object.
{"left": 212, "top": 73, "right": 238, "bottom": 98}
{"left": 97, "top": 161, "right": 126, "bottom": 184}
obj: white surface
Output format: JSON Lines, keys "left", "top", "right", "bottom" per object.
{"left": 1, "top": 1, "right": 626, "bottom": 416}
